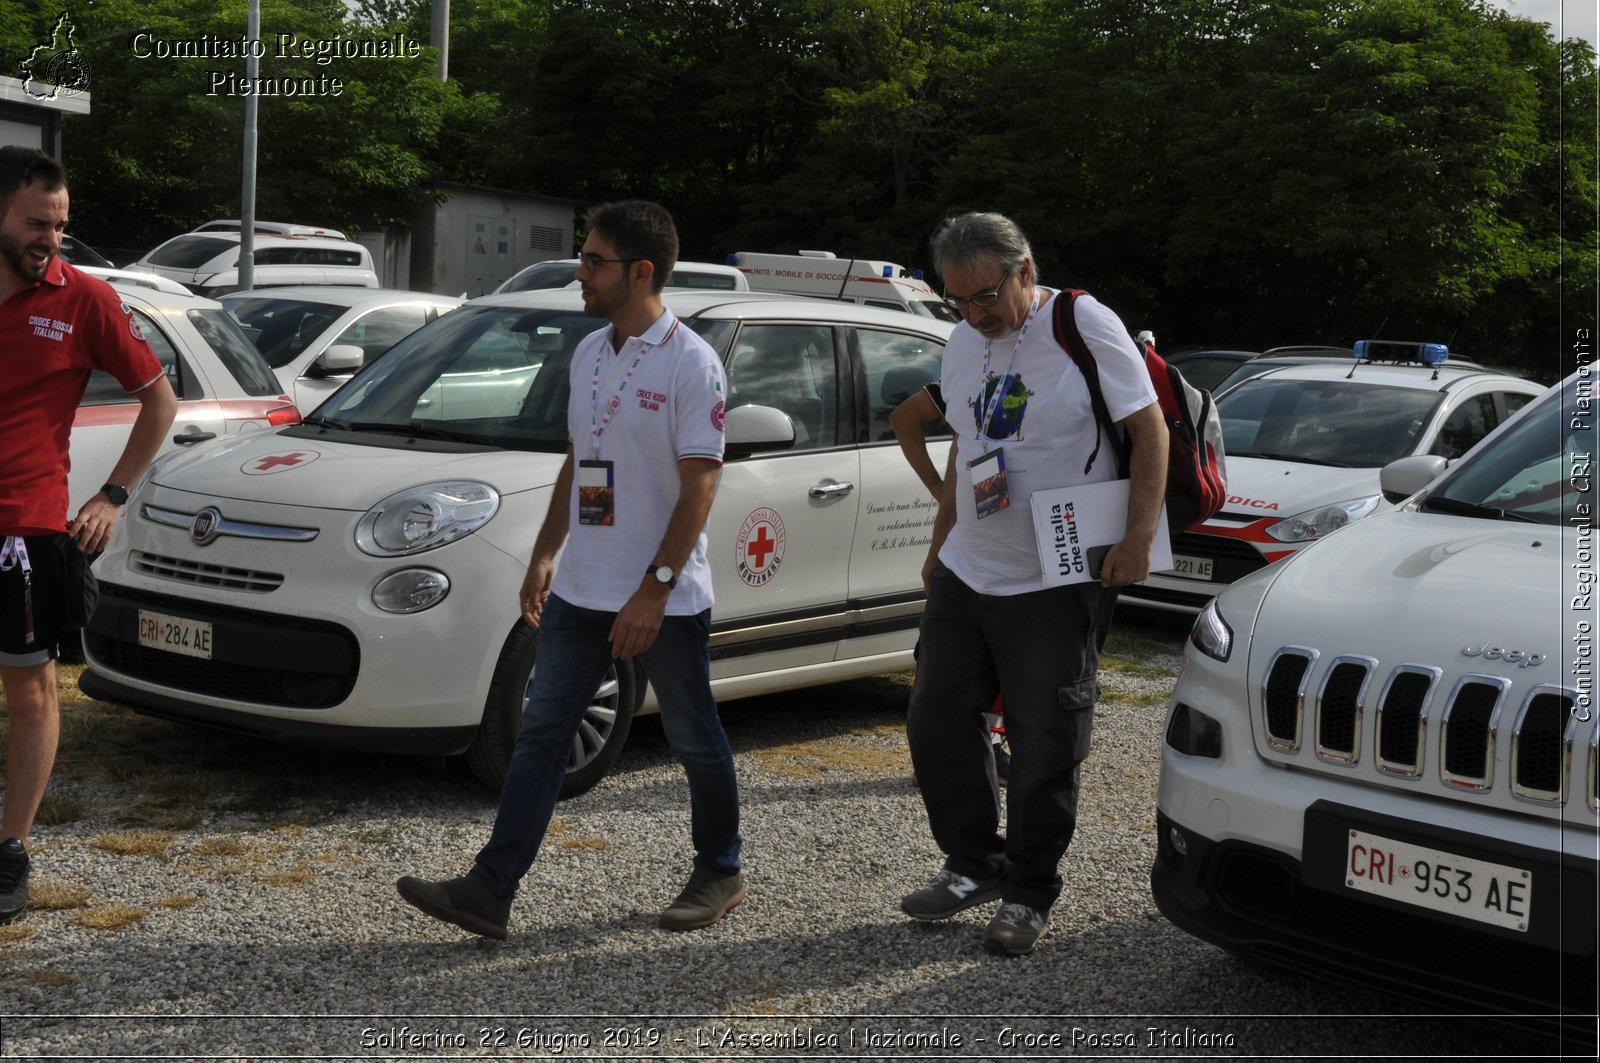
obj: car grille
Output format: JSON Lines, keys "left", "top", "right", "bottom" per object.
{"left": 1261, "top": 648, "right": 1591, "bottom": 809}
{"left": 131, "top": 551, "right": 284, "bottom": 593}
{"left": 1170, "top": 530, "right": 1270, "bottom": 583}
{"left": 86, "top": 583, "right": 357, "bottom": 709}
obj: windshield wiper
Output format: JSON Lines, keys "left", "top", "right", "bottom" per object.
{"left": 1228, "top": 450, "right": 1352, "bottom": 468}
{"left": 1420, "top": 495, "right": 1539, "bottom": 523}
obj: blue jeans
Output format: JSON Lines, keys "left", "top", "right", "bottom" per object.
{"left": 472, "top": 594, "right": 742, "bottom": 897}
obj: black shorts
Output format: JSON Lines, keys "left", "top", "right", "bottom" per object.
{"left": 0, "top": 534, "right": 68, "bottom": 666}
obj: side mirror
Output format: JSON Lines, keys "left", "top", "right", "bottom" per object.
{"left": 1379, "top": 454, "right": 1449, "bottom": 504}
{"left": 724, "top": 403, "right": 795, "bottom": 459}
{"left": 313, "top": 344, "right": 365, "bottom": 376}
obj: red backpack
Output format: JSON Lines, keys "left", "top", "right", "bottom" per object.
{"left": 1051, "top": 290, "right": 1228, "bottom": 533}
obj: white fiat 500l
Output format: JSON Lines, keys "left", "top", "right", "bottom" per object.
{"left": 81, "top": 289, "right": 951, "bottom": 797}
{"left": 1152, "top": 371, "right": 1595, "bottom": 1041}
{"left": 1125, "top": 349, "right": 1543, "bottom": 614}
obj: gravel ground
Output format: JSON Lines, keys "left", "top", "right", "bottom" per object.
{"left": 0, "top": 615, "right": 1559, "bottom": 1060}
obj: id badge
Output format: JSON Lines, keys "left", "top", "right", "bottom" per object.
{"left": 577, "top": 460, "right": 615, "bottom": 526}
{"left": 970, "top": 447, "right": 1010, "bottom": 519}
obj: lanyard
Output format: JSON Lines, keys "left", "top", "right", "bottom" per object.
{"left": 0, "top": 536, "right": 33, "bottom": 645}
{"left": 588, "top": 318, "right": 680, "bottom": 457}
{"left": 975, "top": 289, "right": 1041, "bottom": 445}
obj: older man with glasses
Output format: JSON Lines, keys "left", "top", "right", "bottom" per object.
{"left": 899, "top": 211, "right": 1166, "bottom": 955}
{"left": 397, "top": 200, "right": 744, "bottom": 940}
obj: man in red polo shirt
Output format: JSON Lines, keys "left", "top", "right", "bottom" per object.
{"left": 0, "top": 146, "right": 176, "bottom": 924}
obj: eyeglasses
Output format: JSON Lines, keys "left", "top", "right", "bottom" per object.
{"left": 577, "top": 252, "right": 641, "bottom": 272}
{"left": 943, "top": 269, "right": 1014, "bottom": 311}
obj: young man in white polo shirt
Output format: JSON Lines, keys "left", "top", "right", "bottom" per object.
{"left": 398, "top": 201, "right": 742, "bottom": 939}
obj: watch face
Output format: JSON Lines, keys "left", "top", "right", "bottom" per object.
{"left": 654, "top": 566, "right": 673, "bottom": 583}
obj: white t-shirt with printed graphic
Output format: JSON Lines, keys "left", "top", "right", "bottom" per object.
{"left": 553, "top": 309, "right": 727, "bottom": 615}
{"left": 937, "top": 289, "right": 1156, "bottom": 596}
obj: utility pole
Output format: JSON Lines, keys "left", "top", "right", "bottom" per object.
{"left": 432, "top": 0, "right": 449, "bottom": 81}
{"left": 239, "top": 0, "right": 260, "bottom": 290}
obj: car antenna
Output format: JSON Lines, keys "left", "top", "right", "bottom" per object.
{"left": 1350, "top": 315, "right": 1388, "bottom": 379}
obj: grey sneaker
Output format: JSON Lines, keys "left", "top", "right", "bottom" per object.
{"left": 983, "top": 901, "right": 1049, "bottom": 955}
{"left": 900, "top": 868, "right": 1002, "bottom": 920}
{"left": 0, "top": 838, "right": 28, "bottom": 925}
{"left": 660, "top": 867, "right": 745, "bottom": 931}
{"left": 396, "top": 873, "right": 511, "bottom": 940}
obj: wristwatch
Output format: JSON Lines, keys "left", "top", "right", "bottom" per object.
{"left": 100, "top": 483, "right": 129, "bottom": 506}
{"left": 647, "top": 564, "right": 677, "bottom": 589}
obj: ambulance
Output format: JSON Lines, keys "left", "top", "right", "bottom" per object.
{"left": 730, "top": 250, "right": 959, "bottom": 322}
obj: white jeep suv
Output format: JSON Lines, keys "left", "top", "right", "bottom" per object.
{"left": 1152, "top": 370, "right": 1596, "bottom": 1043}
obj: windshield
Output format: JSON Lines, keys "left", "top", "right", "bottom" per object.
{"left": 1423, "top": 378, "right": 1587, "bottom": 526}
{"left": 1218, "top": 377, "right": 1442, "bottom": 467}
{"left": 225, "top": 295, "right": 345, "bottom": 368}
{"left": 500, "top": 261, "right": 577, "bottom": 293}
{"left": 310, "top": 304, "right": 598, "bottom": 451}
{"left": 147, "top": 235, "right": 235, "bottom": 269}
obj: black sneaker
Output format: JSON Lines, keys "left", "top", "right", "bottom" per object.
{"left": 396, "top": 873, "right": 511, "bottom": 940}
{"left": 900, "top": 868, "right": 1003, "bottom": 920}
{"left": 983, "top": 901, "right": 1049, "bottom": 955}
{"left": 660, "top": 867, "right": 746, "bottom": 931}
{"left": 0, "top": 838, "right": 29, "bottom": 925}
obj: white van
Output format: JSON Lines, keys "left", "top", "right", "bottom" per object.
{"left": 126, "top": 232, "right": 380, "bottom": 296}
{"left": 731, "top": 250, "right": 958, "bottom": 322}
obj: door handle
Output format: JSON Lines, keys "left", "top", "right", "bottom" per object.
{"left": 809, "top": 480, "right": 855, "bottom": 500}
{"left": 173, "top": 430, "right": 217, "bottom": 445}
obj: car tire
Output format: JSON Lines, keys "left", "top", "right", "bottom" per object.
{"left": 465, "top": 621, "right": 639, "bottom": 800}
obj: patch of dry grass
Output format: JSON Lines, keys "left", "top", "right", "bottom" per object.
{"left": 33, "top": 791, "right": 89, "bottom": 826}
{"left": 91, "top": 831, "right": 176, "bottom": 857}
{"left": 747, "top": 735, "right": 906, "bottom": 777}
{"left": 194, "top": 835, "right": 251, "bottom": 857}
{"left": 19, "top": 969, "right": 75, "bottom": 986}
{"left": 259, "top": 863, "right": 313, "bottom": 886}
{"left": 28, "top": 880, "right": 90, "bottom": 911}
{"left": 155, "top": 894, "right": 202, "bottom": 910}
{"left": 0, "top": 925, "right": 33, "bottom": 945}
{"left": 71, "top": 904, "right": 146, "bottom": 930}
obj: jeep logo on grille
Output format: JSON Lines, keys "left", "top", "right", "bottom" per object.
{"left": 191, "top": 507, "right": 222, "bottom": 547}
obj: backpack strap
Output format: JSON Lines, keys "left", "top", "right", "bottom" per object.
{"left": 1050, "top": 289, "right": 1130, "bottom": 478}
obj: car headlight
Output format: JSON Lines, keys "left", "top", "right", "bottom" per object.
{"left": 1190, "top": 599, "right": 1233, "bottom": 662}
{"left": 355, "top": 481, "right": 499, "bottom": 556}
{"left": 1264, "top": 495, "right": 1380, "bottom": 542}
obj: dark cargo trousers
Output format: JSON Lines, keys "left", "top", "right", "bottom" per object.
{"left": 907, "top": 562, "right": 1117, "bottom": 912}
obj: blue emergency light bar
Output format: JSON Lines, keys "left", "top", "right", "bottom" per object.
{"left": 1353, "top": 340, "right": 1449, "bottom": 366}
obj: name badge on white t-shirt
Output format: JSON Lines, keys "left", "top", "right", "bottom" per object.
{"left": 969, "top": 448, "right": 1010, "bottom": 519}
{"left": 577, "top": 459, "right": 614, "bottom": 526}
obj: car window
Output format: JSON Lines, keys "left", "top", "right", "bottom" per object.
{"left": 187, "top": 309, "right": 285, "bottom": 396}
{"left": 1172, "top": 356, "right": 1247, "bottom": 392}
{"left": 329, "top": 306, "right": 430, "bottom": 361}
{"left": 225, "top": 296, "right": 346, "bottom": 369}
{"left": 146, "top": 235, "right": 236, "bottom": 269}
{"left": 724, "top": 324, "right": 838, "bottom": 450}
{"left": 1427, "top": 380, "right": 1580, "bottom": 525}
{"left": 865, "top": 300, "right": 902, "bottom": 313}
{"left": 1504, "top": 391, "right": 1534, "bottom": 417}
{"left": 667, "top": 269, "right": 738, "bottom": 290}
{"left": 1430, "top": 394, "right": 1498, "bottom": 459}
{"left": 1219, "top": 378, "right": 1443, "bottom": 467}
{"left": 856, "top": 327, "right": 947, "bottom": 442}
{"left": 82, "top": 306, "right": 193, "bottom": 404}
